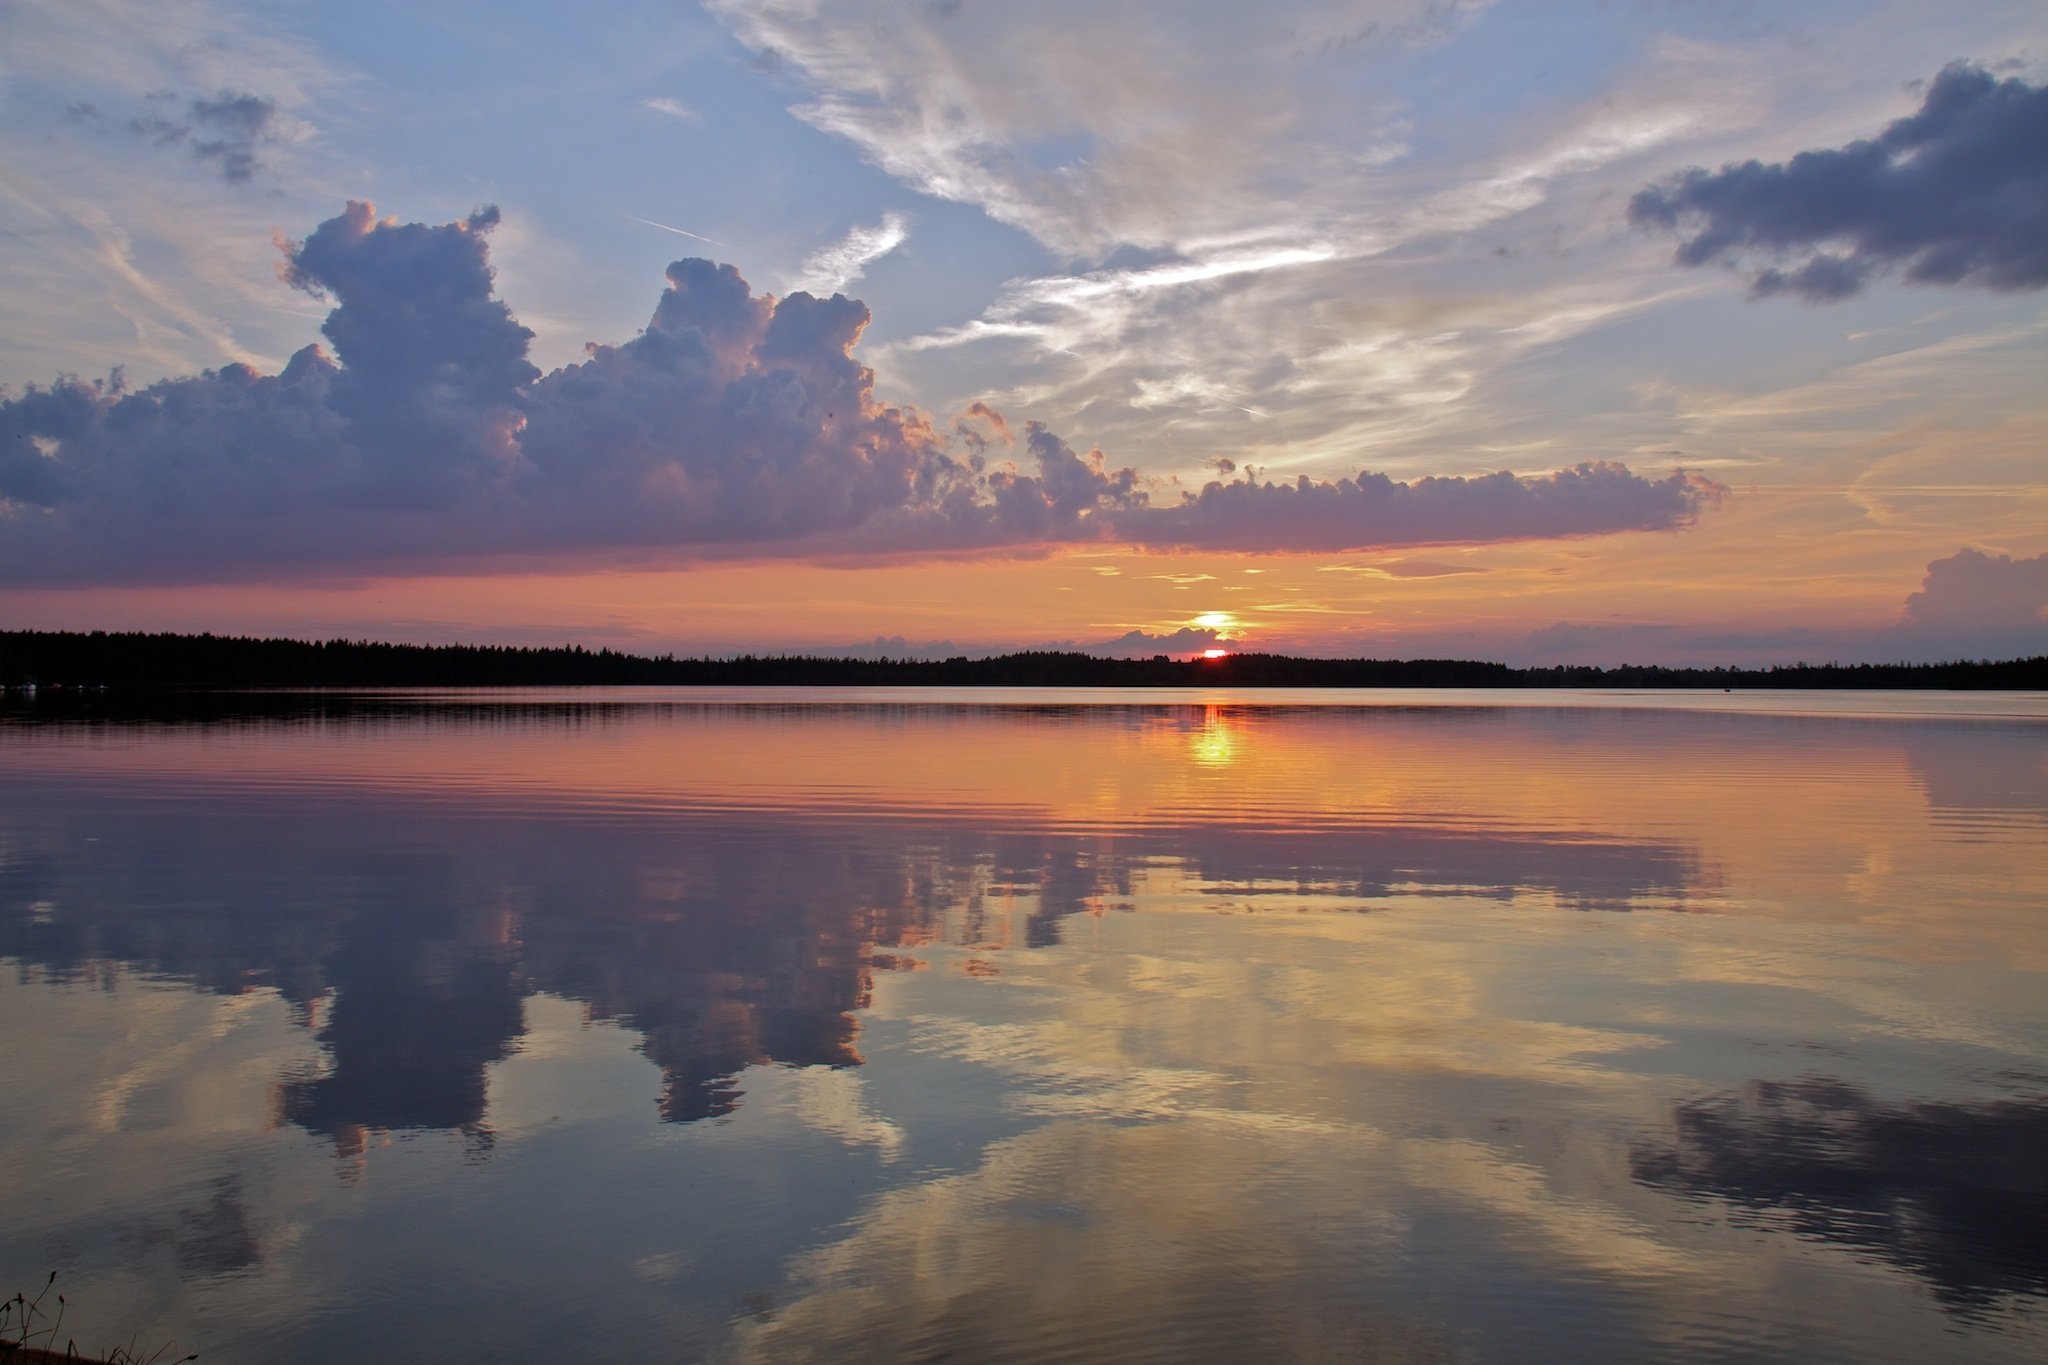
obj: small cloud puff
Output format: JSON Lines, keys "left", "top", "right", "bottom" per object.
{"left": 641, "top": 97, "right": 700, "bottom": 121}
{"left": 1632, "top": 63, "right": 2048, "bottom": 301}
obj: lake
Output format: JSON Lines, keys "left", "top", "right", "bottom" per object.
{"left": 2, "top": 688, "right": 2044, "bottom": 1363}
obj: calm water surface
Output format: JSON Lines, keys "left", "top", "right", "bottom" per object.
{"left": 2, "top": 689, "right": 2044, "bottom": 1363}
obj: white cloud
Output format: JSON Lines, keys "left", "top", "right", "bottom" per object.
{"left": 639, "top": 96, "right": 699, "bottom": 121}
{"left": 784, "top": 210, "right": 911, "bottom": 296}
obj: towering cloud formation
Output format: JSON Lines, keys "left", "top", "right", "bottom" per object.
{"left": 0, "top": 203, "right": 1718, "bottom": 584}
{"left": 282, "top": 202, "right": 538, "bottom": 509}
{"left": 1632, "top": 63, "right": 2048, "bottom": 301}
{"left": 1891, "top": 548, "right": 2048, "bottom": 659}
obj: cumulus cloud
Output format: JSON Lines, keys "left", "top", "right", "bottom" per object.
{"left": 0, "top": 202, "right": 1721, "bottom": 585}
{"left": 280, "top": 202, "right": 537, "bottom": 509}
{"left": 1888, "top": 547, "right": 2048, "bottom": 659}
{"left": 1631, "top": 63, "right": 2048, "bottom": 301}
{"left": 1116, "top": 463, "right": 1722, "bottom": 554}
{"left": 1903, "top": 547, "right": 2048, "bottom": 630}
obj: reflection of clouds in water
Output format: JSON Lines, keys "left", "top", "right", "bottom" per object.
{"left": 274, "top": 892, "right": 524, "bottom": 1147}
{"left": 728, "top": 1119, "right": 1464, "bottom": 1365}
{"left": 1633, "top": 1078, "right": 2048, "bottom": 1312}
{"left": 729, "top": 1112, "right": 1720, "bottom": 1364}
{"left": 2, "top": 776, "right": 1704, "bottom": 1152}
{"left": 1897, "top": 723, "right": 2048, "bottom": 821}
{"left": 780, "top": 1066, "right": 906, "bottom": 1160}
{"left": 2, "top": 701, "right": 2044, "bottom": 1361}
{"left": 145, "top": 1175, "right": 264, "bottom": 1278}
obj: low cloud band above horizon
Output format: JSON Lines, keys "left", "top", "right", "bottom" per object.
{"left": 0, "top": 201, "right": 1722, "bottom": 588}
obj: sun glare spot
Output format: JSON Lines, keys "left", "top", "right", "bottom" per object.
{"left": 1201, "top": 648, "right": 1230, "bottom": 660}
{"left": 1190, "top": 703, "right": 1238, "bottom": 766}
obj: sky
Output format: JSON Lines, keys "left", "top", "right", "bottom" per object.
{"left": 1, "top": 0, "right": 2044, "bottom": 665}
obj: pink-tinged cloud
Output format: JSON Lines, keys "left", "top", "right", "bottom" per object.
{"left": 1114, "top": 463, "right": 1724, "bottom": 553}
{"left": 0, "top": 203, "right": 1719, "bottom": 585}
{"left": 1511, "top": 547, "right": 2048, "bottom": 666}
{"left": 1889, "top": 547, "right": 2048, "bottom": 659}
{"left": 1903, "top": 548, "right": 2048, "bottom": 630}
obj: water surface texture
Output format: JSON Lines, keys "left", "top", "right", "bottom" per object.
{"left": 2, "top": 690, "right": 2044, "bottom": 1363}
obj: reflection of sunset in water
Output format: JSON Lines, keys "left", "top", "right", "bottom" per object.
{"left": 1188, "top": 704, "right": 1238, "bottom": 767}
{"left": 1, "top": 693, "right": 2043, "bottom": 1363}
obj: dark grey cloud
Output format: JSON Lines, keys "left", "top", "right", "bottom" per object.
{"left": 0, "top": 201, "right": 1722, "bottom": 584}
{"left": 1115, "top": 462, "right": 1722, "bottom": 554}
{"left": 126, "top": 88, "right": 281, "bottom": 183}
{"left": 1633, "top": 1078, "right": 2048, "bottom": 1309}
{"left": 1632, "top": 63, "right": 2048, "bottom": 300}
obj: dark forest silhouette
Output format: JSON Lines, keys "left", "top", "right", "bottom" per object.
{"left": 1, "top": 629, "right": 2042, "bottom": 691}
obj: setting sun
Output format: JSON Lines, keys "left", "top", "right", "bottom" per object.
{"left": 1201, "top": 648, "right": 1230, "bottom": 660}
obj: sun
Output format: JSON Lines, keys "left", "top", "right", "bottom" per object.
{"left": 1200, "top": 648, "right": 1230, "bottom": 660}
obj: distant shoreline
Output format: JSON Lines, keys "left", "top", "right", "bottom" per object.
{"left": 3, "top": 629, "right": 2043, "bottom": 692}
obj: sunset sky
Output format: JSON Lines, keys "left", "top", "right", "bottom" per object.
{"left": 2, "top": 0, "right": 2044, "bottom": 664}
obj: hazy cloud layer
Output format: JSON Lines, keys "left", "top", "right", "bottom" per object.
{"left": 812, "top": 626, "right": 1230, "bottom": 661}
{"left": 1084, "top": 626, "right": 1232, "bottom": 658}
{"left": 0, "top": 203, "right": 1718, "bottom": 585}
{"left": 136, "top": 89, "right": 280, "bottom": 183}
{"left": 706, "top": 0, "right": 1759, "bottom": 479}
{"left": 1516, "top": 547, "right": 2048, "bottom": 666}
{"left": 1119, "top": 463, "right": 1722, "bottom": 554}
{"left": 66, "top": 86, "right": 288, "bottom": 184}
{"left": 1632, "top": 63, "right": 2048, "bottom": 300}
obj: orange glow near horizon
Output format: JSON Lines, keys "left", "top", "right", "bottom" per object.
{"left": 3, "top": 474, "right": 2032, "bottom": 666}
{"left": 1201, "top": 648, "right": 1230, "bottom": 659}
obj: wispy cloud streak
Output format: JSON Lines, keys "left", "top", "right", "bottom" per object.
{"left": 786, "top": 212, "right": 910, "bottom": 296}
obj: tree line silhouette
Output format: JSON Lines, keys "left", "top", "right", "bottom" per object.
{"left": 2, "top": 630, "right": 2042, "bottom": 691}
